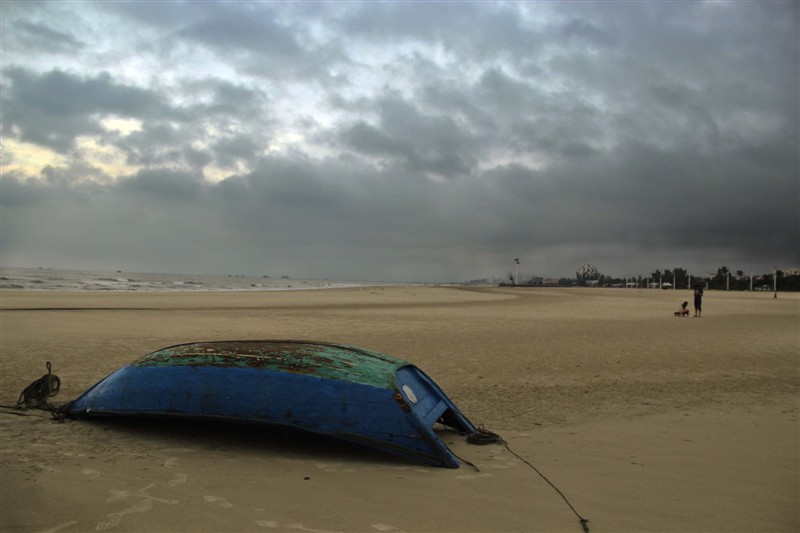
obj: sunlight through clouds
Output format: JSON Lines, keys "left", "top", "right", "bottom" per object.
{"left": 1, "top": 139, "right": 70, "bottom": 177}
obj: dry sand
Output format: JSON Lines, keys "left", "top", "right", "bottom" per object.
{"left": 1, "top": 286, "right": 797, "bottom": 533}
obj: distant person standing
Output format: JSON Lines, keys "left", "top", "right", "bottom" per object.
{"left": 693, "top": 284, "right": 704, "bottom": 317}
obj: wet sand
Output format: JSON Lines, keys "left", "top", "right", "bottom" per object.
{"left": 1, "top": 287, "right": 798, "bottom": 532}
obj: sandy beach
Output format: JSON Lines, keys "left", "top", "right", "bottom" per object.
{"left": 1, "top": 286, "right": 797, "bottom": 533}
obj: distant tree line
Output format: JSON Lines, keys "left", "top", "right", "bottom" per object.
{"left": 572, "top": 266, "right": 799, "bottom": 291}
{"left": 493, "top": 265, "right": 798, "bottom": 291}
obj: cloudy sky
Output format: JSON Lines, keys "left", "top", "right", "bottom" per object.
{"left": 1, "top": 1, "right": 797, "bottom": 282}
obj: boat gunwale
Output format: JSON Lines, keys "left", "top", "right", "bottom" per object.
{"left": 135, "top": 339, "right": 407, "bottom": 365}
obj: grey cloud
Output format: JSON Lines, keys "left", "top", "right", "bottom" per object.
{"left": 1, "top": 1, "right": 797, "bottom": 281}
{"left": 210, "top": 156, "right": 471, "bottom": 260}
{"left": 339, "top": 122, "right": 398, "bottom": 157}
{"left": 120, "top": 169, "right": 205, "bottom": 202}
{"left": 39, "top": 162, "right": 111, "bottom": 189}
{"left": 8, "top": 21, "right": 85, "bottom": 54}
{"left": 211, "top": 135, "right": 263, "bottom": 168}
{"left": 176, "top": 4, "right": 301, "bottom": 57}
{"left": 340, "top": 2, "right": 540, "bottom": 62}
{"left": 340, "top": 2, "right": 477, "bottom": 40}
{"left": 0, "top": 173, "right": 49, "bottom": 207}
{"left": 1, "top": 68, "right": 171, "bottom": 152}
{"left": 96, "top": 0, "right": 196, "bottom": 29}
{"left": 2, "top": 133, "right": 798, "bottom": 280}
{"left": 110, "top": 1, "right": 351, "bottom": 83}
{"left": 560, "top": 18, "right": 616, "bottom": 49}
{"left": 4, "top": 68, "right": 166, "bottom": 118}
{"left": 183, "top": 147, "right": 214, "bottom": 170}
{"left": 337, "top": 93, "right": 480, "bottom": 178}
{"left": 476, "top": 69, "right": 538, "bottom": 119}
{"left": 119, "top": 123, "right": 183, "bottom": 168}
{"left": 420, "top": 84, "right": 497, "bottom": 134}
{"left": 180, "top": 78, "right": 267, "bottom": 117}
{"left": 2, "top": 65, "right": 275, "bottom": 174}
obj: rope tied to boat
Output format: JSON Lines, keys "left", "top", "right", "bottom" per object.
{"left": 466, "top": 425, "right": 590, "bottom": 533}
{"left": 467, "top": 427, "right": 504, "bottom": 445}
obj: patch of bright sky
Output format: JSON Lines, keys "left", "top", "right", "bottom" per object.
{"left": 1, "top": 119, "right": 144, "bottom": 183}
{"left": 73, "top": 135, "right": 138, "bottom": 180}
{"left": 204, "top": 162, "right": 246, "bottom": 183}
{"left": 477, "top": 148, "right": 553, "bottom": 175}
{"left": 264, "top": 132, "right": 306, "bottom": 156}
{"left": 100, "top": 117, "right": 142, "bottom": 136}
{"left": 1, "top": 139, "right": 69, "bottom": 176}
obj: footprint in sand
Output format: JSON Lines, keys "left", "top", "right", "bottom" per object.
{"left": 106, "top": 490, "right": 129, "bottom": 503}
{"left": 97, "top": 484, "right": 178, "bottom": 530}
{"left": 314, "top": 462, "right": 357, "bottom": 473}
{"left": 455, "top": 472, "right": 492, "bottom": 480}
{"left": 371, "top": 525, "right": 401, "bottom": 531}
{"left": 486, "top": 459, "right": 516, "bottom": 470}
{"left": 163, "top": 457, "right": 179, "bottom": 468}
{"left": 254, "top": 521, "right": 340, "bottom": 532}
{"left": 168, "top": 473, "right": 187, "bottom": 486}
{"left": 38, "top": 520, "right": 78, "bottom": 533}
{"left": 204, "top": 495, "right": 233, "bottom": 508}
{"left": 96, "top": 499, "right": 153, "bottom": 530}
{"left": 82, "top": 468, "right": 101, "bottom": 479}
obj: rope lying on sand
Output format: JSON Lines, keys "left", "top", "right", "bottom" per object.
{"left": 0, "top": 361, "right": 66, "bottom": 419}
{"left": 16, "top": 361, "right": 61, "bottom": 408}
{"left": 465, "top": 426, "right": 591, "bottom": 533}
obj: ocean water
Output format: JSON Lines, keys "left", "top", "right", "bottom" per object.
{"left": 0, "top": 266, "right": 376, "bottom": 292}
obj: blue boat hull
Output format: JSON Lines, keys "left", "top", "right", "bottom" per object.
{"left": 65, "top": 341, "right": 478, "bottom": 467}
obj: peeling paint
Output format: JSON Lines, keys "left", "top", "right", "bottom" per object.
{"left": 132, "top": 340, "right": 406, "bottom": 389}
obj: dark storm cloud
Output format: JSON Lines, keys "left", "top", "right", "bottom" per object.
{"left": 1, "top": 1, "right": 797, "bottom": 280}
{"left": 1, "top": 68, "right": 172, "bottom": 152}
{"left": 4, "top": 68, "right": 166, "bottom": 118}
{"left": 120, "top": 169, "right": 206, "bottom": 201}
{"left": 0, "top": 172, "right": 48, "bottom": 207}
{"left": 337, "top": 93, "right": 480, "bottom": 178}
{"left": 117, "top": 123, "right": 182, "bottom": 167}
{"left": 210, "top": 135, "right": 264, "bottom": 169}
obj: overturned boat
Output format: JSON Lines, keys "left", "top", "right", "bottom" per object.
{"left": 65, "top": 340, "right": 481, "bottom": 467}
